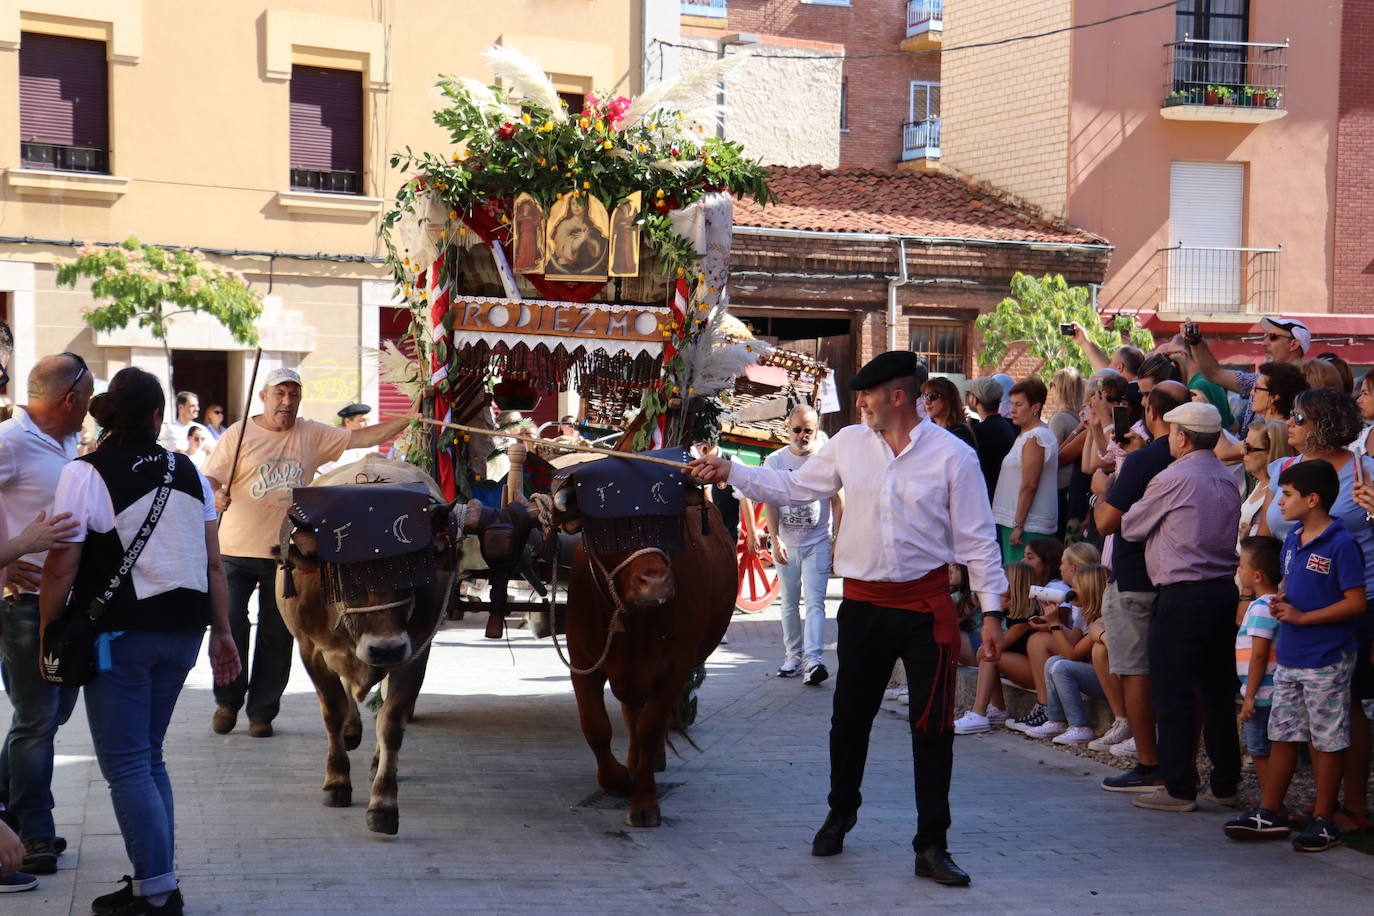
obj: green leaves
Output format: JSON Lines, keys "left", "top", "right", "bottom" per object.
{"left": 974, "top": 273, "right": 1154, "bottom": 379}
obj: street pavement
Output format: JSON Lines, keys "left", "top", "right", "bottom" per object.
{"left": 9, "top": 583, "right": 1374, "bottom": 914}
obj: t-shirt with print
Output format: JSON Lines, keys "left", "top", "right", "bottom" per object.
{"left": 1104, "top": 435, "right": 1174, "bottom": 592}
{"left": 1235, "top": 593, "right": 1278, "bottom": 705}
{"left": 762, "top": 446, "right": 832, "bottom": 548}
{"left": 1278, "top": 522, "right": 1366, "bottom": 668}
{"left": 203, "top": 417, "right": 352, "bottom": 558}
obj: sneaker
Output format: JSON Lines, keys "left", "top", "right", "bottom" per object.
{"left": 953, "top": 710, "right": 991, "bottom": 735}
{"left": 93, "top": 877, "right": 185, "bottom": 915}
{"left": 803, "top": 664, "right": 829, "bottom": 686}
{"left": 1088, "top": 717, "right": 1132, "bottom": 752}
{"left": 1132, "top": 787, "right": 1198, "bottom": 812}
{"left": 20, "top": 837, "right": 57, "bottom": 875}
{"left": 1006, "top": 703, "right": 1048, "bottom": 734}
{"left": 985, "top": 704, "right": 1009, "bottom": 724}
{"left": 1053, "top": 725, "right": 1097, "bottom": 745}
{"left": 1224, "top": 806, "right": 1291, "bottom": 841}
{"left": 1101, "top": 764, "right": 1163, "bottom": 793}
{"left": 0, "top": 872, "right": 37, "bottom": 893}
{"left": 1202, "top": 789, "right": 1247, "bottom": 810}
{"left": 1109, "top": 736, "right": 1138, "bottom": 759}
{"left": 1023, "top": 720, "right": 1069, "bottom": 740}
{"left": 884, "top": 685, "right": 906, "bottom": 701}
{"left": 898, "top": 690, "right": 910, "bottom": 707}
{"left": 778, "top": 657, "right": 803, "bottom": 678}
{"left": 1293, "top": 815, "right": 1343, "bottom": 852}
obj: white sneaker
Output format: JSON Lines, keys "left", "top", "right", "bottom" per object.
{"left": 884, "top": 685, "right": 907, "bottom": 702}
{"left": 1109, "top": 736, "right": 1138, "bottom": 759}
{"left": 1023, "top": 720, "right": 1069, "bottom": 740}
{"left": 1088, "top": 717, "right": 1132, "bottom": 752}
{"left": 986, "top": 704, "right": 1009, "bottom": 724}
{"left": 898, "top": 689, "right": 910, "bottom": 706}
{"left": 1053, "top": 725, "right": 1096, "bottom": 745}
{"left": 953, "top": 710, "right": 991, "bottom": 734}
{"left": 777, "top": 657, "right": 803, "bottom": 678}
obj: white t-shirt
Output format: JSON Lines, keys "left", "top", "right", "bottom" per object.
{"left": 992, "top": 424, "right": 1060, "bottom": 534}
{"left": 52, "top": 457, "right": 219, "bottom": 600}
{"left": 316, "top": 445, "right": 379, "bottom": 478}
{"left": 762, "top": 446, "right": 832, "bottom": 547}
{"left": 0, "top": 408, "right": 80, "bottom": 580}
{"left": 160, "top": 420, "right": 210, "bottom": 452}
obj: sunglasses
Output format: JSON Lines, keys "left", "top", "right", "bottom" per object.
{"left": 921, "top": 392, "right": 941, "bottom": 402}
{"left": 61, "top": 352, "right": 88, "bottom": 399}
{"left": 1292, "top": 412, "right": 1308, "bottom": 425}
{"left": 1252, "top": 386, "right": 1270, "bottom": 394}
{"left": 1263, "top": 332, "right": 1294, "bottom": 343}
{"left": 0, "top": 361, "right": 8, "bottom": 389}
{"left": 1243, "top": 443, "right": 1267, "bottom": 454}
{"left": 791, "top": 426, "right": 815, "bottom": 434}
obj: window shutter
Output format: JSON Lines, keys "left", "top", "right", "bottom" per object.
{"left": 290, "top": 66, "right": 363, "bottom": 173}
{"left": 19, "top": 32, "right": 108, "bottom": 148}
{"left": 1169, "top": 161, "right": 1245, "bottom": 308}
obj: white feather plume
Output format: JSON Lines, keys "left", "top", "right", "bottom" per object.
{"left": 362, "top": 341, "right": 424, "bottom": 400}
{"left": 621, "top": 52, "right": 749, "bottom": 129}
{"left": 676, "top": 304, "right": 770, "bottom": 399}
{"left": 650, "top": 158, "right": 699, "bottom": 175}
{"left": 436, "top": 75, "right": 510, "bottom": 119}
{"left": 481, "top": 44, "right": 567, "bottom": 122}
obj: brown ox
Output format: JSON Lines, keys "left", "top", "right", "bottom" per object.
{"left": 553, "top": 480, "right": 735, "bottom": 827}
{"left": 275, "top": 457, "right": 458, "bottom": 834}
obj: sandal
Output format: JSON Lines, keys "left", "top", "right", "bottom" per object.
{"left": 1335, "top": 805, "right": 1373, "bottom": 835}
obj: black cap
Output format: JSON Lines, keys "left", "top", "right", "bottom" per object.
{"left": 848, "top": 351, "right": 927, "bottom": 392}
{"left": 337, "top": 403, "right": 372, "bottom": 419}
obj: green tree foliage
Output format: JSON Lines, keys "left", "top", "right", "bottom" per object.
{"left": 57, "top": 237, "right": 263, "bottom": 391}
{"left": 974, "top": 273, "right": 1154, "bottom": 379}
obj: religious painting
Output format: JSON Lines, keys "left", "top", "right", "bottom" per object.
{"left": 608, "top": 192, "right": 642, "bottom": 278}
{"left": 511, "top": 192, "right": 546, "bottom": 274}
{"left": 544, "top": 192, "right": 610, "bottom": 281}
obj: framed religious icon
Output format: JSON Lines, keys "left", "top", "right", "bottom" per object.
{"left": 511, "top": 192, "right": 546, "bottom": 274}
{"left": 608, "top": 191, "right": 642, "bottom": 278}
{"left": 544, "top": 192, "right": 610, "bottom": 281}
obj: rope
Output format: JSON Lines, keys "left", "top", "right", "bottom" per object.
{"left": 550, "top": 545, "right": 670, "bottom": 676}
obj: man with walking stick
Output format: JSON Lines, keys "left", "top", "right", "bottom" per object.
{"left": 686, "top": 352, "right": 1007, "bottom": 886}
{"left": 201, "top": 368, "right": 412, "bottom": 737}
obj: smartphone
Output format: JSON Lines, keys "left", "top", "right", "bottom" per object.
{"left": 1112, "top": 404, "right": 1130, "bottom": 445}
{"left": 1182, "top": 321, "right": 1202, "bottom": 345}
{"left": 1059, "top": 323, "right": 1075, "bottom": 337}
{"left": 1356, "top": 452, "right": 1367, "bottom": 488}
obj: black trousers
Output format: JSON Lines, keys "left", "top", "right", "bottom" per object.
{"left": 213, "top": 556, "right": 295, "bottom": 724}
{"left": 1149, "top": 578, "right": 1242, "bottom": 800}
{"left": 828, "top": 600, "right": 956, "bottom": 853}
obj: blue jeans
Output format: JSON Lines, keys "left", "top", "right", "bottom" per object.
{"left": 1044, "top": 657, "right": 1106, "bottom": 727}
{"left": 213, "top": 556, "right": 295, "bottom": 723}
{"left": 84, "top": 629, "right": 203, "bottom": 898}
{"left": 777, "top": 538, "right": 831, "bottom": 667}
{"left": 0, "top": 594, "right": 79, "bottom": 840}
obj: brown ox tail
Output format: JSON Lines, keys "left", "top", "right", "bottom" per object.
{"left": 664, "top": 672, "right": 703, "bottom": 758}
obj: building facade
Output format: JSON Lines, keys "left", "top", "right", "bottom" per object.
{"left": 0, "top": 0, "right": 654, "bottom": 419}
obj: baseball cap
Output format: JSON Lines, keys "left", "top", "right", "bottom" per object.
{"left": 1163, "top": 402, "right": 1222, "bottom": 434}
{"left": 261, "top": 367, "right": 302, "bottom": 390}
{"left": 967, "top": 376, "right": 1004, "bottom": 407}
{"left": 1258, "top": 317, "right": 1312, "bottom": 355}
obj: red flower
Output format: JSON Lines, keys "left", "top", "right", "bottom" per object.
{"left": 496, "top": 122, "right": 516, "bottom": 140}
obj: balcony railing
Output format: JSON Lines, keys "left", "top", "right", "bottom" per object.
{"left": 1163, "top": 38, "right": 1287, "bottom": 111}
{"left": 681, "top": 0, "right": 727, "bottom": 17}
{"left": 21, "top": 141, "right": 108, "bottom": 174}
{"left": 290, "top": 168, "right": 362, "bottom": 195}
{"left": 1158, "top": 244, "right": 1281, "bottom": 314}
{"left": 902, "top": 118, "right": 942, "bottom": 160}
{"left": 907, "top": 0, "right": 943, "bottom": 35}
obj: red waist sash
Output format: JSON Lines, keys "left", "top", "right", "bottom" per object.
{"left": 844, "top": 567, "right": 959, "bottom": 647}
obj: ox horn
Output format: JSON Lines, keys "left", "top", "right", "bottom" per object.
{"left": 427, "top": 498, "right": 461, "bottom": 528}
{"left": 553, "top": 486, "right": 574, "bottom": 513}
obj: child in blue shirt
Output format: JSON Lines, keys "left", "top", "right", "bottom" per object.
{"left": 1227, "top": 460, "right": 1367, "bottom": 852}
{"left": 1225, "top": 535, "right": 1282, "bottom": 835}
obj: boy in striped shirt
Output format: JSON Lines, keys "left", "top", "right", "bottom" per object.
{"left": 1230, "top": 536, "right": 1282, "bottom": 819}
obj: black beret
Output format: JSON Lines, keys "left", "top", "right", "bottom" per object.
{"left": 848, "top": 351, "right": 927, "bottom": 392}
{"left": 337, "top": 403, "right": 372, "bottom": 419}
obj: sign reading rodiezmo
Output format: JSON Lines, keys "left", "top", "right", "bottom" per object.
{"left": 450, "top": 297, "right": 669, "bottom": 344}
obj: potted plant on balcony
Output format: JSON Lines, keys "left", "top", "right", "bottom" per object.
{"left": 1205, "top": 85, "right": 1220, "bottom": 105}
{"left": 1216, "top": 86, "right": 1235, "bottom": 106}
{"left": 1166, "top": 90, "right": 1185, "bottom": 107}
{"left": 1189, "top": 86, "right": 1205, "bottom": 104}
{"left": 1264, "top": 89, "right": 1282, "bottom": 109}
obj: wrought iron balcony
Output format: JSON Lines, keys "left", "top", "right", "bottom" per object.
{"left": 902, "top": 0, "right": 943, "bottom": 50}
{"left": 1162, "top": 38, "right": 1288, "bottom": 123}
{"left": 20, "top": 142, "right": 108, "bottom": 174}
{"left": 290, "top": 168, "right": 362, "bottom": 195}
{"left": 901, "top": 118, "right": 941, "bottom": 161}
{"left": 1158, "top": 244, "right": 1281, "bottom": 315}
{"left": 681, "top": 0, "right": 728, "bottom": 18}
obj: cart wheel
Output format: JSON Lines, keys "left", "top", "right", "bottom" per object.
{"left": 735, "top": 503, "right": 781, "bottom": 613}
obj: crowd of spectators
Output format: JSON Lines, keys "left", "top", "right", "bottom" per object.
{"left": 946, "top": 315, "right": 1374, "bottom": 854}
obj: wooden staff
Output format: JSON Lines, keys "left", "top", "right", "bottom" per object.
{"left": 222, "top": 348, "right": 263, "bottom": 501}
{"left": 384, "top": 414, "right": 691, "bottom": 469}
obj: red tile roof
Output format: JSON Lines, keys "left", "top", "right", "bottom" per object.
{"left": 734, "top": 166, "right": 1106, "bottom": 245}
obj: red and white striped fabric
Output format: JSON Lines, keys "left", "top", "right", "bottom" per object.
{"left": 651, "top": 277, "right": 691, "bottom": 449}
{"left": 426, "top": 252, "right": 458, "bottom": 500}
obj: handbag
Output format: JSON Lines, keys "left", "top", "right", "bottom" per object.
{"left": 40, "top": 452, "right": 174, "bottom": 686}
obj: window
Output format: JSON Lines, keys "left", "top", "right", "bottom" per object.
{"left": 290, "top": 65, "right": 363, "bottom": 195}
{"left": 839, "top": 78, "right": 848, "bottom": 130}
{"left": 1175, "top": 0, "right": 1248, "bottom": 88}
{"left": 1167, "top": 161, "right": 1245, "bottom": 308}
{"left": 18, "top": 33, "right": 109, "bottom": 174}
{"left": 909, "top": 321, "right": 967, "bottom": 376}
{"left": 909, "top": 81, "right": 941, "bottom": 123}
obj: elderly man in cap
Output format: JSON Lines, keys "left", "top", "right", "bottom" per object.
{"left": 1118, "top": 401, "right": 1243, "bottom": 813}
{"left": 202, "top": 370, "right": 411, "bottom": 737}
{"left": 315, "top": 403, "right": 379, "bottom": 476}
{"left": 688, "top": 351, "right": 1007, "bottom": 887}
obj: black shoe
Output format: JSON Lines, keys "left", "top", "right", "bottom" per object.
{"left": 248, "top": 720, "right": 274, "bottom": 738}
{"left": 915, "top": 847, "right": 971, "bottom": 886}
{"left": 53, "top": 836, "right": 67, "bottom": 857}
{"left": 811, "top": 809, "right": 858, "bottom": 856}
{"left": 804, "top": 664, "right": 829, "bottom": 686}
{"left": 20, "top": 837, "right": 57, "bottom": 875}
{"left": 92, "top": 877, "right": 184, "bottom": 916}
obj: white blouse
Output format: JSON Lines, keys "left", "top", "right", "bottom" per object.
{"left": 992, "top": 424, "right": 1060, "bottom": 534}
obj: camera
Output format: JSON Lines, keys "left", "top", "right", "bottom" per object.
{"left": 1182, "top": 321, "right": 1202, "bottom": 345}
{"left": 1059, "top": 323, "right": 1076, "bottom": 337}
{"left": 1028, "top": 585, "right": 1069, "bottom": 604}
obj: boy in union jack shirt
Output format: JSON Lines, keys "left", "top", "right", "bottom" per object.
{"left": 1228, "top": 459, "right": 1367, "bottom": 851}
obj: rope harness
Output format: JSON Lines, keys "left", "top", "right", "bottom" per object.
{"left": 551, "top": 545, "right": 671, "bottom": 676}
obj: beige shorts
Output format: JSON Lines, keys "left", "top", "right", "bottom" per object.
{"left": 1102, "top": 582, "right": 1154, "bottom": 676}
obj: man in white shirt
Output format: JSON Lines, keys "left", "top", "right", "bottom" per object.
{"left": 762, "top": 405, "right": 843, "bottom": 684}
{"left": 0, "top": 352, "right": 92, "bottom": 876}
{"left": 688, "top": 351, "right": 1007, "bottom": 887}
{"left": 159, "top": 390, "right": 208, "bottom": 453}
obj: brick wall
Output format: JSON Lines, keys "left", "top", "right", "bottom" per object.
{"left": 1334, "top": 0, "right": 1374, "bottom": 314}
{"left": 705, "top": 0, "right": 937, "bottom": 168}
{"left": 941, "top": 0, "right": 1072, "bottom": 219}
